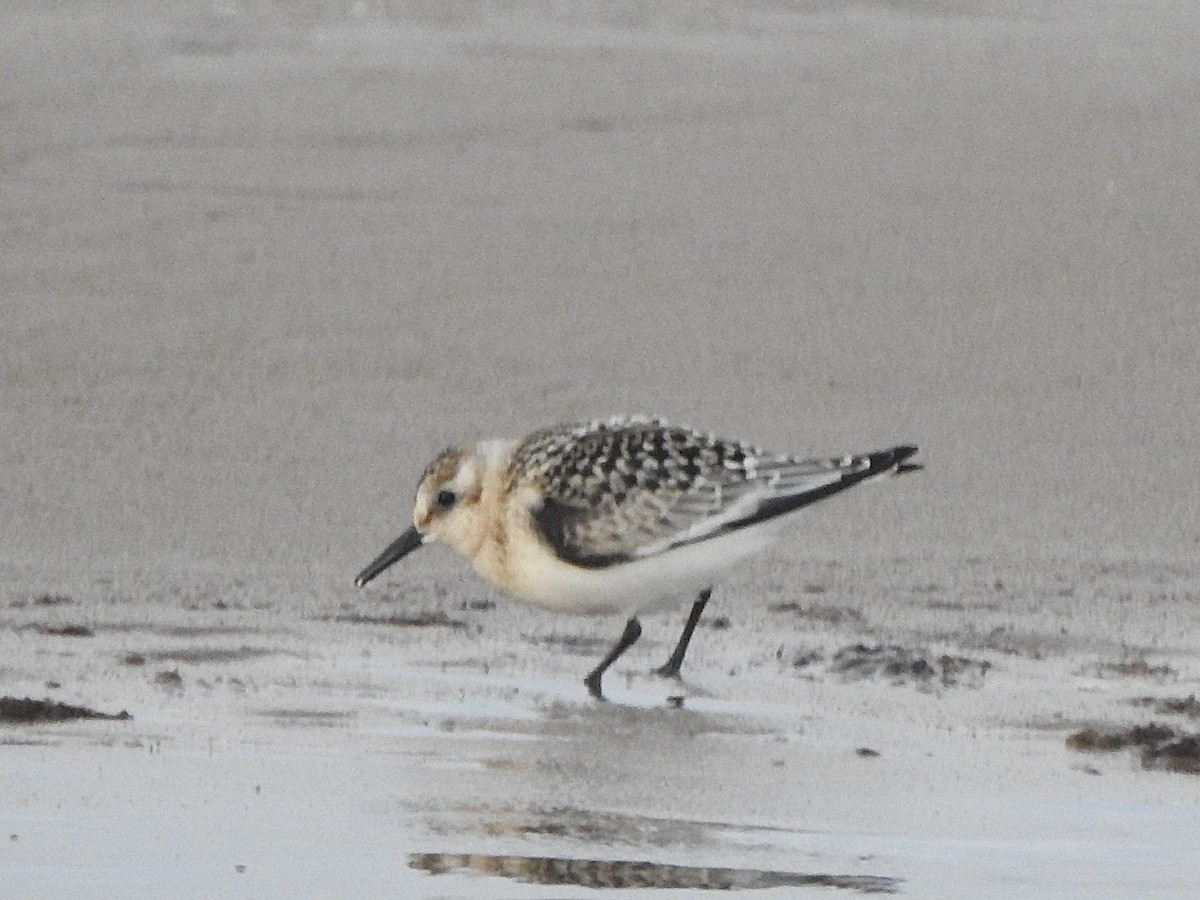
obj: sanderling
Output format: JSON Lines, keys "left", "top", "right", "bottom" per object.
{"left": 355, "top": 416, "right": 920, "bottom": 700}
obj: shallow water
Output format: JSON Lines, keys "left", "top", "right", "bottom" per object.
{"left": 4, "top": 582, "right": 1200, "bottom": 898}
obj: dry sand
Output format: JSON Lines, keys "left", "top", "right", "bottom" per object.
{"left": 3, "top": 1, "right": 1200, "bottom": 897}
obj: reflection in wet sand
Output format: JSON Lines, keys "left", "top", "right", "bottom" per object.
{"left": 410, "top": 852, "right": 900, "bottom": 893}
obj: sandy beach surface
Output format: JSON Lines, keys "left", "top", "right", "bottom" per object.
{"left": 3, "top": 1, "right": 1200, "bottom": 897}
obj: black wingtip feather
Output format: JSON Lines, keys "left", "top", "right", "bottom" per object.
{"left": 879, "top": 444, "right": 919, "bottom": 467}
{"left": 719, "top": 443, "right": 921, "bottom": 533}
{"left": 867, "top": 445, "right": 921, "bottom": 475}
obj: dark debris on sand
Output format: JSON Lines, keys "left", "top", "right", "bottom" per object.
{"left": 769, "top": 601, "right": 866, "bottom": 627}
{"left": 1100, "top": 658, "right": 1176, "bottom": 679}
{"left": 334, "top": 612, "right": 467, "bottom": 629}
{"left": 0, "top": 697, "right": 131, "bottom": 724}
{"left": 34, "top": 594, "right": 76, "bottom": 606}
{"left": 1131, "top": 695, "right": 1200, "bottom": 719}
{"left": 35, "top": 624, "right": 95, "bottom": 638}
{"left": 1067, "top": 722, "right": 1200, "bottom": 774}
{"left": 828, "top": 643, "right": 991, "bottom": 689}
{"left": 8, "top": 594, "right": 77, "bottom": 610}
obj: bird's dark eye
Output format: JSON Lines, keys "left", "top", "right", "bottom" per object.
{"left": 435, "top": 489, "right": 457, "bottom": 509}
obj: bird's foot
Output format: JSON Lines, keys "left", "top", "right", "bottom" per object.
{"left": 583, "top": 672, "right": 608, "bottom": 701}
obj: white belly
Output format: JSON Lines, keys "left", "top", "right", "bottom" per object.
{"left": 485, "top": 519, "right": 783, "bottom": 618}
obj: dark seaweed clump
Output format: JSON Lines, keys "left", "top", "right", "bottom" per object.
{"left": 1067, "top": 723, "right": 1200, "bottom": 774}
{"left": 829, "top": 643, "right": 990, "bottom": 688}
{"left": 0, "top": 697, "right": 131, "bottom": 724}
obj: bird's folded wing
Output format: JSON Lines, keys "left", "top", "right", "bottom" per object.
{"left": 531, "top": 454, "right": 868, "bottom": 569}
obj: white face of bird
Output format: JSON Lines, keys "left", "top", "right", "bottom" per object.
{"left": 355, "top": 439, "right": 518, "bottom": 588}
{"left": 411, "top": 447, "right": 488, "bottom": 553}
{"left": 354, "top": 446, "right": 485, "bottom": 587}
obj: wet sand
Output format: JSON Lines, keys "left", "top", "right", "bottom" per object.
{"left": 3, "top": 2, "right": 1200, "bottom": 897}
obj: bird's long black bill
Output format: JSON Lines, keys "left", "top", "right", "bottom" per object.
{"left": 355, "top": 526, "right": 425, "bottom": 587}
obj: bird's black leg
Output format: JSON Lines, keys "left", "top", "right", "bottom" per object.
{"left": 653, "top": 588, "right": 712, "bottom": 679}
{"left": 584, "top": 617, "right": 643, "bottom": 700}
